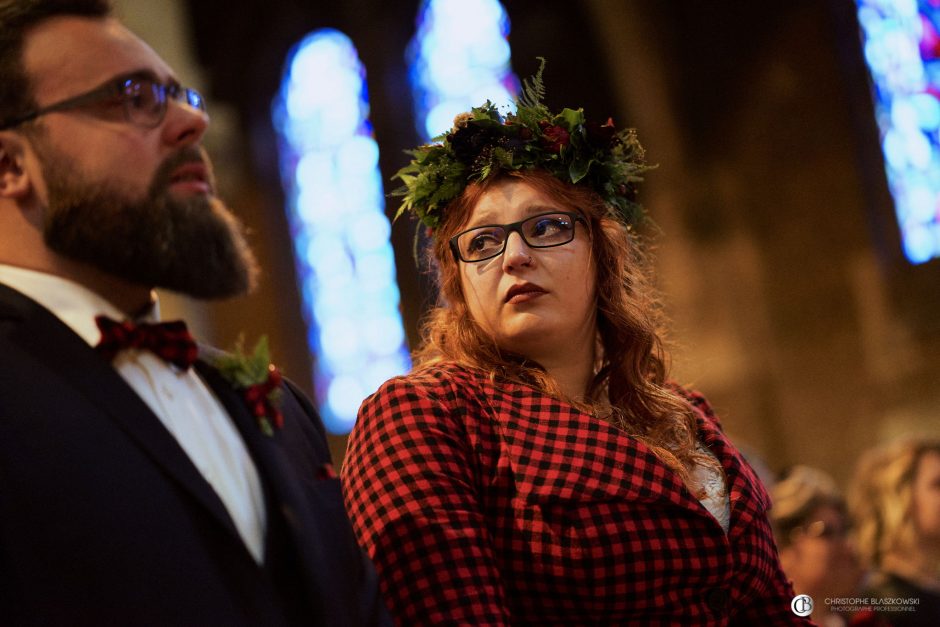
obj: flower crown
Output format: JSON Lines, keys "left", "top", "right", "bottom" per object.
{"left": 391, "top": 58, "right": 652, "bottom": 231}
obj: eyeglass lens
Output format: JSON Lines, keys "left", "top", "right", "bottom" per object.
{"left": 124, "top": 79, "right": 164, "bottom": 124}
{"left": 122, "top": 78, "right": 206, "bottom": 127}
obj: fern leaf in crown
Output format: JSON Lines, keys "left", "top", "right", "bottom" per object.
{"left": 391, "top": 58, "right": 653, "bottom": 231}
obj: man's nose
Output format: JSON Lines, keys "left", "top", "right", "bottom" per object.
{"left": 161, "top": 98, "right": 209, "bottom": 148}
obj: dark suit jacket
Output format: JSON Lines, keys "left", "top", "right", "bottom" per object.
{"left": 0, "top": 283, "right": 389, "bottom": 626}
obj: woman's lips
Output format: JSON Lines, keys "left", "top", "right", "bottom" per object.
{"left": 505, "top": 283, "right": 547, "bottom": 304}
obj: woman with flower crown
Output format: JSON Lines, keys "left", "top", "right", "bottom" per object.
{"left": 341, "top": 62, "right": 810, "bottom": 626}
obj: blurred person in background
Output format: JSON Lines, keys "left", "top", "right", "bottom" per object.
{"left": 848, "top": 438, "right": 940, "bottom": 626}
{"left": 771, "top": 465, "right": 864, "bottom": 626}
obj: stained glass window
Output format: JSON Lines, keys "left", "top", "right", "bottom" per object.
{"left": 857, "top": 0, "right": 940, "bottom": 263}
{"left": 273, "top": 29, "right": 411, "bottom": 433}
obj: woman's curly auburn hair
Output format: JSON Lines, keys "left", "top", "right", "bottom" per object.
{"left": 414, "top": 169, "right": 719, "bottom": 488}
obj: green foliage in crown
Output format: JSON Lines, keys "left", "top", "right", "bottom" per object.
{"left": 391, "top": 58, "right": 652, "bottom": 231}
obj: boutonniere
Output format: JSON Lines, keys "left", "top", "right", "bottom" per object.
{"left": 213, "top": 336, "right": 284, "bottom": 436}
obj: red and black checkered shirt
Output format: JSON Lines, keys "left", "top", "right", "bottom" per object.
{"left": 342, "top": 363, "right": 812, "bottom": 626}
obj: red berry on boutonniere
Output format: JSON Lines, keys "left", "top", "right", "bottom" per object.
{"left": 212, "top": 336, "right": 285, "bottom": 436}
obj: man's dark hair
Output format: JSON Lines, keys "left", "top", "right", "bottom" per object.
{"left": 0, "top": 0, "right": 112, "bottom": 128}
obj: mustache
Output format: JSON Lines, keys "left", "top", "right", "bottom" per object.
{"left": 149, "top": 145, "right": 215, "bottom": 197}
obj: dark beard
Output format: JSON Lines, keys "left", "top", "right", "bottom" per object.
{"left": 38, "top": 144, "right": 259, "bottom": 299}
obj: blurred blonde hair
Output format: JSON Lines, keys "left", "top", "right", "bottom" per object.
{"left": 848, "top": 438, "right": 940, "bottom": 569}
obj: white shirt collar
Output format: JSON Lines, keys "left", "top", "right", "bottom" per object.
{"left": 0, "top": 264, "right": 159, "bottom": 346}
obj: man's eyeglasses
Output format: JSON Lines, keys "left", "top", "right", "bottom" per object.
{"left": 0, "top": 72, "right": 207, "bottom": 131}
{"left": 450, "top": 211, "right": 587, "bottom": 263}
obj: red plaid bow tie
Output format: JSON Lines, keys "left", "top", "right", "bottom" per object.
{"left": 94, "top": 315, "right": 198, "bottom": 371}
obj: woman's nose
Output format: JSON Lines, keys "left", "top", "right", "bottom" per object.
{"left": 502, "top": 231, "right": 533, "bottom": 270}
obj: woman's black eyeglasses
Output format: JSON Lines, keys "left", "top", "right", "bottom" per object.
{"left": 0, "top": 71, "right": 206, "bottom": 130}
{"left": 450, "top": 211, "right": 587, "bottom": 263}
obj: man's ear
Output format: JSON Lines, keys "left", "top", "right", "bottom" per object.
{"left": 0, "top": 133, "right": 33, "bottom": 199}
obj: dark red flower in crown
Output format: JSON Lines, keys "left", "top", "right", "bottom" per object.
{"left": 212, "top": 336, "right": 284, "bottom": 436}
{"left": 538, "top": 120, "right": 570, "bottom": 153}
{"left": 586, "top": 117, "right": 617, "bottom": 148}
{"left": 448, "top": 123, "right": 501, "bottom": 164}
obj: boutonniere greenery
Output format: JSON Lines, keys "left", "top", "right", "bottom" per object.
{"left": 213, "top": 336, "right": 284, "bottom": 436}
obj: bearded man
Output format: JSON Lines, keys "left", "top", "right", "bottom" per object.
{"left": 0, "top": 2, "right": 388, "bottom": 625}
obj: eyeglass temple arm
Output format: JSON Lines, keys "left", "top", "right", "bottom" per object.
{"left": 0, "top": 83, "right": 120, "bottom": 130}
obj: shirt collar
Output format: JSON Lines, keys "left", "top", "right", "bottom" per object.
{"left": 0, "top": 264, "right": 159, "bottom": 346}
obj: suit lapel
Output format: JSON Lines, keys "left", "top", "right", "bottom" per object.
{"left": 0, "top": 284, "right": 242, "bottom": 544}
{"left": 195, "top": 360, "right": 350, "bottom": 621}
{"left": 194, "top": 359, "right": 296, "bottom": 539}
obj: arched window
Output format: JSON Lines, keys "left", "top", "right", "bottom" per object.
{"left": 272, "top": 29, "right": 411, "bottom": 433}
